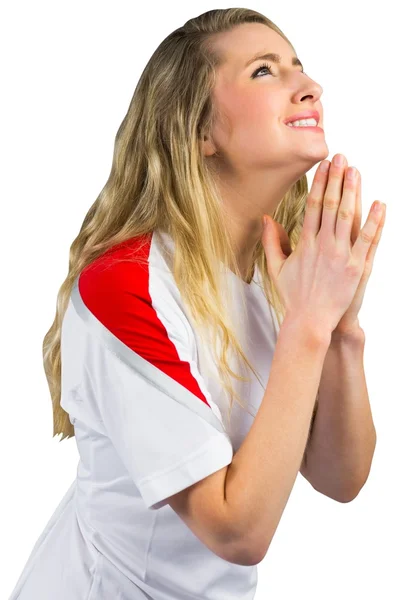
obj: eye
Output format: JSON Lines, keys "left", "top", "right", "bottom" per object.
{"left": 251, "top": 62, "right": 307, "bottom": 79}
{"left": 251, "top": 62, "right": 274, "bottom": 78}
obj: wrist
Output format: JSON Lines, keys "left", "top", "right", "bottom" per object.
{"left": 330, "top": 326, "right": 366, "bottom": 347}
{"left": 280, "top": 314, "right": 332, "bottom": 352}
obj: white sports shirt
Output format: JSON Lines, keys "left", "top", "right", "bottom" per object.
{"left": 9, "top": 228, "right": 280, "bottom": 600}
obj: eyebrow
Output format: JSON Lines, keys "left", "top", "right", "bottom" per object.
{"left": 245, "top": 52, "right": 303, "bottom": 70}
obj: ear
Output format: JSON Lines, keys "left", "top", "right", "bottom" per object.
{"left": 200, "top": 133, "right": 217, "bottom": 157}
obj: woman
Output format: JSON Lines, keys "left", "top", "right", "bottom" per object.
{"left": 9, "top": 7, "right": 383, "bottom": 600}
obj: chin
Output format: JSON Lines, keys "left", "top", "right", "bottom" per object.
{"left": 304, "top": 145, "right": 330, "bottom": 165}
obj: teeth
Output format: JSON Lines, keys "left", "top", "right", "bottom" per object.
{"left": 287, "top": 118, "right": 318, "bottom": 127}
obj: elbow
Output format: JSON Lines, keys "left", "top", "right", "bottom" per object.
{"left": 246, "top": 548, "right": 268, "bottom": 566}
{"left": 243, "top": 541, "right": 270, "bottom": 566}
{"left": 221, "top": 530, "right": 269, "bottom": 566}
{"left": 223, "top": 544, "right": 267, "bottom": 567}
{"left": 313, "top": 482, "right": 363, "bottom": 504}
{"left": 336, "top": 488, "right": 362, "bottom": 503}
{"left": 337, "top": 478, "right": 369, "bottom": 503}
{"left": 328, "top": 475, "right": 369, "bottom": 503}
{"left": 338, "top": 460, "right": 375, "bottom": 503}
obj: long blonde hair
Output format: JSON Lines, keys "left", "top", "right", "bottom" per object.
{"left": 43, "top": 7, "right": 311, "bottom": 441}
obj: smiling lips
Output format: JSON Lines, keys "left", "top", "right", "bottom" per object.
{"left": 284, "top": 111, "right": 324, "bottom": 132}
{"left": 288, "top": 118, "right": 318, "bottom": 127}
{"left": 284, "top": 110, "right": 321, "bottom": 125}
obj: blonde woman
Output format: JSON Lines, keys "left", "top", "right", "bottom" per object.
{"left": 9, "top": 7, "right": 383, "bottom": 600}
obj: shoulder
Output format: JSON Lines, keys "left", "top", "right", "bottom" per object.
{"left": 75, "top": 233, "right": 212, "bottom": 411}
{"left": 79, "top": 232, "right": 153, "bottom": 301}
{"left": 77, "top": 231, "right": 192, "bottom": 364}
{"left": 79, "top": 230, "right": 178, "bottom": 307}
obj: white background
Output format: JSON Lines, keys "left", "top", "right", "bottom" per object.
{"left": 2, "top": 1, "right": 392, "bottom": 598}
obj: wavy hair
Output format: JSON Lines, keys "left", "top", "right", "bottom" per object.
{"left": 43, "top": 7, "right": 313, "bottom": 441}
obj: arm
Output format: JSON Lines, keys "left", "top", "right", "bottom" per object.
{"left": 222, "top": 316, "right": 331, "bottom": 565}
{"left": 301, "top": 326, "right": 377, "bottom": 503}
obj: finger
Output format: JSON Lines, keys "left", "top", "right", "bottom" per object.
{"left": 302, "top": 160, "right": 331, "bottom": 238}
{"left": 351, "top": 169, "right": 362, "bottom": 246}
{"left": 363, "top": 203, "right": 386, "bottom": 273}
{"left": 352, "top": 201, "right": 385, "bottom": 265}
{"left": 320, "top": 154, "right": 348, "bottom": 240}
{"left": 335, "top": 166, "right": 358, "bottom": 245}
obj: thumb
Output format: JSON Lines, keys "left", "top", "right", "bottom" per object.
{"left": 261, "top": 215, "right": 290, "bottom": 278}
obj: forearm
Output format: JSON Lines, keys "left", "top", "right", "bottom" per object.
{"left": 304, "top": 327, "right": 376, "bottom": 502}
{"left": 223, "top": 316, "right": 331, "bottom": 564}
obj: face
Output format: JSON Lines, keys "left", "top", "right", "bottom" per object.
{"left": 203, "top": 23, "right": 329, "bottom": 177}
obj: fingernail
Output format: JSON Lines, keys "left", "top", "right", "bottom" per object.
{"left": 320, "top": 161, "right": 330, "bottom": 173}
{"left": 373, "top": 201, "right": 382, "bottom": 212}
{"left": 334, "top": 154, "right": 344, "bottom": 166}
{"left": 347, "top": 167, "right": 357, "bottom": 180}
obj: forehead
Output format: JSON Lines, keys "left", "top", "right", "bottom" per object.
{"left": 212, "top": 23, "right": 294, "bottom": 70}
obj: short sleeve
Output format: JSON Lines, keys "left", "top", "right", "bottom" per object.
{"left": 72, "top": 256, "right": 234, "bottom": 511}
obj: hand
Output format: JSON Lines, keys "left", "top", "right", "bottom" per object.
{"left": 262, "top": 154, "right": 386, "bottom": 337}
{"left": 324, "top": 156, "right": 386, "bottom": 337}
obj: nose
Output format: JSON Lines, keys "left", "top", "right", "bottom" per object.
{"left": 297, "top": 79, "right": 323, "bottom": 104}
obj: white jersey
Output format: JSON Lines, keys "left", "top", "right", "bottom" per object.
{"left": 9, "top": 229, "right": 280, "bottom": 600}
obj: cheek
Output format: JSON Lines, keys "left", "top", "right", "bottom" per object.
{"left": 233, "top": 96, "right": 279, "bottom": 152}
{"left": 241, "top": 94, "right": 278, "bottom": 130}
{"left": 212, "top": 86, "right": 281, "bottom": 154}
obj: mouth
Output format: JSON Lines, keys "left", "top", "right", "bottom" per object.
{"left": 284, "top": 117, "right": 324, "bottom": 133}
{"left": 283, "top": 110, "right": 323, "bottom": 130}
{"left": 285, "top": 122, "right": 324, "bottom": 132}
